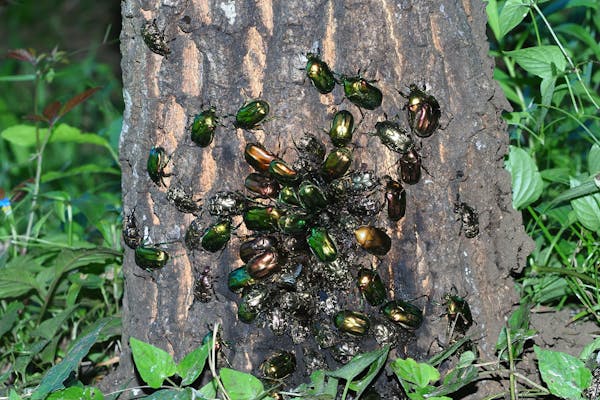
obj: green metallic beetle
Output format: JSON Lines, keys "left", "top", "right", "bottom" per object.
{"left": 243, "top": 207, "right": 282, "bottom": 232}
{"left": 354, "top": 226, "right": 391, "bottom": 256}
{"left": 357, "top": 268, "right": 387, "bottom": 306}
{"left": 260, "top": 351, "right": 296, "bottom": 379}
{"left": 235, "top": 100, "right": 270, "bottom": 129}
{"left": 321, "top": 147, "right": 353, "bottom": 181}
{"left": 334, "top": 310, "right": 370, "bottom": 336}
{"left": 443, "top": 291, "right": 473, "bottom": 334}
{"left": 147, "top": 146, "right": 171, "bottom": 187}
{"left": 298, "top": 180, "right": 328, "bottom": 211}
{"left": 237, "top": 285, "right": 269, "bottom": 323}
{"left": 134, "top": 245, "right": 169, "bottom": 270}
{"left": 201, "top": 220, "right": 231, "bottom": 253}
{"left": 341, "top": 74, "right": 382, "bottom": 110}
{"left": 381, "top": 299, "right": 423, "bottom": 330}
{"left": 278, "top": 185, "right": 301, "bottom": 206}
{"left": 307, "top": 227, "right": 338, "bottom": 262}
{"left": 305, "top": 53, "right": 336, "bottom": 94}
{"left": 328, "top": 110, "right": 354, "bottom": 147}
{"left": 237, "top": 300, "right": 258, "bottom": 323}
{"left": 227, "top": 266, "right": 256, "bottom": 293}
{"left": 190, "top": 106, "right": 219, "bottom": 147}
{"left": 278, "top": 212, "right": 310, "bottom": 235}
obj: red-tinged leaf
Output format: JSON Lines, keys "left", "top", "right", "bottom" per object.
{"left": 43, "top": 101, "right": 62, "bottom": 123}
{"left": 24, "top": 114, "right": 49, "bottom": 123}
{"left": 59, "top": 87, "right": 101, "bottom": 118}
{"left": 7, "top": 49, "right": 36, "bottom": 64}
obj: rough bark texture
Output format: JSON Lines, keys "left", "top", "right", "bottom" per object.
{"left": 106, "top": 0, "right": 534, "bottom": 397}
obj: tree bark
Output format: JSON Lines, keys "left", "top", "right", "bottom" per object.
{"left": 105, "top": 0, "right": 534, "bottom": 397}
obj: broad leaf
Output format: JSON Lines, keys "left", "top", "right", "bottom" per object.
{"left": 499, "top": 0, "right": 530, "bottom": 39}
{"left": 506, "top": 146, "right": 543, "bottom": 209}
{"left": 505, "top": 46, "right": 567, "bottom": 79}
{"left": 130, "top": 337, "right": 177, "bottom": 389}
{"left": 176, "top": 341, "right": 211, "bottom": 385}
{"left": 485, "top": 0, "right": 501, "bottom": 41}
{"left": 347, "top": 346, "right": 389, "bottom": 397}
{"left": 391, "top": 357, "right": 440, "bottom": 389}
{"left": 46, "top": 387, "right": 104, "bottom": 400}
{"left": 570, "top": 177, "right": 600, "bottom": 232}
{"left": 144, "top": 388, "right": 194, "bottom": 400}
{"left": 326, "top": 346, "right": 389, "bottom": 382}
{"left": 219, "top": 368, "right": 264, "bottom": 400}
{"left": 496, "top": 303, "right": 536, "bottom": 360}
{"left": 535, "top": 346, "right": 591, "bottom": 400}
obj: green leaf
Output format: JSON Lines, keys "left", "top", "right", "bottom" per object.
{"left": 0, "top": 254, "right": 45, "bottom": 299}
{"left": 499, "top": 0, "right": 530, "bottom": 39}
{"left": 428, "top": 336, "right": 473, "bottom": 367}
{"left": 589, "top": 144, "right": 600, "bottom": 174}
{"left": 129, "top": 337, "right": 177, "bottom": 389}
{"left": 1, "top": 123, "right": 110, "bottom": 148}
{"left": 570, "top": 177, "right": 600, "bottom": 232}
{"left": 46, "top": 387, "right": 104, "bottom": 400}
{"left": 291, "top": 370, "right": 338, "bottom": 399}
{"left": 485, "top": 0, "right": 501, "bottom": 41}
{"left": 176, "top": 341, "right": 210, "bottom": 385}
{"left": 505, "top": 46, "right": 567, "bottom": 79}
{"left": 506, "top": 146, "right": 544, "bottom": 209}
{"left": 535, "top": 345, "right": 591, "bottom": 399}
{"left": 9, "top": 389, "right": 23, "bottom": 400}
{"left": 347, "top": 346, "right": 390, "bottom": 396}
{"left": 428, "top": 353, "right": 478, "bottom": 397}
{"left": 32, "top": 320, "right": 108, "bottom": 400}
{"left": 539, "top": 77, "right": 555, "bottom": 123}
{"left": 0, "top": 301, "right": 24, "bottom": 339}
{"left": 46, "top": 387, "right": 86, "bottom": 400}
{"left": 580, "top": 337, "right": 600, "bottom": 362}
{"left": 144, "top": 388, "right": 194, "bottom": 400}
{"left": 326, "top": 346, "right": 389, "bottom": 382}
{"left": 496, "top": 303, "right": 536, "bottom": 360}
{"left": 14, "top": 339, "right": 50, "bottom": 377}
{"left": 31, "top": 306, "right": 77, "bottom": 339}
{"left": 540, "top": 167, "right": 570, "bottom": 184}
{"left": 219, "top": 368, "right": 265, "bottom": 400}
{"left": 197, "top": 379, "right": 218, "bottom": 398}
{"left": 391, "top": 358, "right": 440, "bottom": 389}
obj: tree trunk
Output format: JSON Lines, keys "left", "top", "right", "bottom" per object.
{"left": 105, "top": 0, "right": 534, "bottom": 397}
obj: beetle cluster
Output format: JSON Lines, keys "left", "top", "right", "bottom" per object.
{"left": 127, "top": 49, "right": 478, "bottom": 384}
